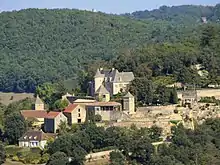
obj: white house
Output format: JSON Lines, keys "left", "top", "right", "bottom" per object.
{"left": 18, "top": 130, "right": 56, "bottom": 149}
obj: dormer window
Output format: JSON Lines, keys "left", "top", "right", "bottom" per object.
{"left": 24, "top": 136, "right": 27, "bottom": 140}
{"left": 34, "top": 136, "right": 37, "bottom": 140}
{"left": 118, "top": 77, "right": 122, "bottom": 81}
{"left": 29, "top": 136, "right": 32, "bottom": 139}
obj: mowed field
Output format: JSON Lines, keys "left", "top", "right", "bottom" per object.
{"left": 0, "top": 92, "right": 34, "bottom": 106}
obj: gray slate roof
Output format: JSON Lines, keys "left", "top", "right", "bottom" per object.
{"left": 95, "top": 68, "right": 134, "bottom": 83}
{"left": 35, "top": 95, "right": 44, "bottom": 104}
{"left": 95, "top": 85, "right": 110, "bottom": 94}
{"left": 124, "top": 92, "right": 134, "bottom": 98}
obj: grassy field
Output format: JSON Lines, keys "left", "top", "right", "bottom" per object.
{"left": 0, "top": 92, "right": 34, "bottom": 106}
{"left": 4, "top": 159, "right": 108, "bottom": 165}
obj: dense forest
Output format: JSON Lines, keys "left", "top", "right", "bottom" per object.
{"left": 0, "top": 4, "right": 220, "bottom": 93}
{"left": 126, "top": 4, "right": 220, "bottom": 24}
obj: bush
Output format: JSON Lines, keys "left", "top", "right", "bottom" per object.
{"left": 12, "top": 155, "right": 19, "bottom": 161}
{"left": 5, "top": 146, "right": 24, "bottom": 158}
{"left": 22, "top": 153, "right": 41, "bottom": 164}
{"left": 30, "top": 147, "right": 42, "bottom": 154}
{"left": 94, "top": 114, "right": 102, "bottom": 122}
{"left": 40, "top": 153, "right": 50, "bottom": 163}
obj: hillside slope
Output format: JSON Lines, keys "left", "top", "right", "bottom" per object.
{"left": 126, "top": 4, "right": 220, "bottom": 24}
{"left": 0, "top": 9, "right": 198, "bottom": 92}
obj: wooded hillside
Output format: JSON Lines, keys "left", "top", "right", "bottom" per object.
{"left": 0, "top": 5, "right": 220, "bottom": 93}
{"left": 126, "top": 4, "right": 220, "bottom": 24}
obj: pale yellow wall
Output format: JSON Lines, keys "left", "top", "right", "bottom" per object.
{"left": 35, "top": 104, "right": 44, "bottom": 110}
{"left": 113, "top": 83, "right": 129, "bottom": 95}
{"left": 123, "top": 97, "right": 135, "bottom": 114}
{"left": 95, "top": 77, "right": 104, "bottom": 92}
{"left": 95, "top": 110, "right": 111, "bottom": 121}
{"left": 54, "top": 113, "right": 67, "bottom": 132}
{"left": 128, "top": 97, "right": 135, "bottom": 114}
{"left": 71, "top": 105, "right": 87, "bottom": 124}
{"left": 96, "top": 93, "right": 110, "bottom": 102}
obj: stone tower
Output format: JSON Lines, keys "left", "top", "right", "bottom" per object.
{"left": 123, "top": 92, "right": 135, "bottom": 114}
{"left": 35, "top": 95, "right": 44, "bottom": 110}
{"left": 95, "top": 84, "right": 110, "bottom": 102}
{"left": 94, "top": 68, "right": 104, "bottom": 93}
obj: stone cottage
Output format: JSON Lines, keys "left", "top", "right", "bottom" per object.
{"left": 63, "top": 104, "right": 87, "bottom": 125}
{"left": 44, "top": 111, "right": 67, "bottom": 133}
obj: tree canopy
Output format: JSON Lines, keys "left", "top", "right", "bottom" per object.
{"left": 1, "top": 6, "right": 220, "bottom": 93}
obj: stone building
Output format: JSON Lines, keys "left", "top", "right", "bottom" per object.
{"left": 123, "top": 92, "right": 135, "bottom": 114}
{"left": 19, "top": 130, "right": 56, "bottom": 149}
{"left": 35, "top": 95, "right": 44, "bottom": 110}
{"left": 181, "top": 90, "right": 198, "bottom": 107}
{"left": 44, "top": 111, "right": 67, "bottom": 133}
{"left": 86, "top": 102, "right": 122, "bottom": 121}
{"left": 63, "top": 104, "right": 87, "bottom": 124}
{"left": 93, "top": 68, "right": 134, "bottom": 96}
{"left": 95, "top": 84, "right": 110, "bottom": 102}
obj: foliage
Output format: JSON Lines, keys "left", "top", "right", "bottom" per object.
{"left": 126, "top": 4, "right": 220, "bottom": 24}
{"left": 47, "top": 133, "right": 89, "bottom": 165}
{"left": 199, "top": 96, "right": 220, "bottom": 105}
{"left": 0, "top": 8, "right": 195, "bottom": 93}
{"left": 40, "top": 153, "right": 50, "bottom": 163}
{"left": 47, "top": 152, "right": 69, "bottom": 165}
{"left": 4, "top": 98, "right": 34, "bottom": 117}
{"left": 110, "top": 151, "right": 126, "bottom": 165}
{"left": 94, "top": 114, "right": 102, "bottom": 122}
{"left": 4, "top": 113, "right": 27, "bottom": 144}
{"left": 0, "top": 143, "right": 5, "bottom": 164}
{"left": 54, "top": 99, "right": 69, "bottom": 110}
{"left": 5, "top": 146, "right": 47, "bottom": 164}
{"left": 36, "top": 82, "right": 67, "bottom": 108}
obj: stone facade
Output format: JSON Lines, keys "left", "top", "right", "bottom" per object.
{"left": 44, "top": 112, "right": 67, "bottom": 133}
{"left": 63, "top": 104, "right": 87, "bottom": 124}
{"left": 93, "top": 68, "right": 134, "bottom": 96}
{"left": 123, "top": 92, "right": 135, "bottom": 114}
{"left": 86, "top": 102, "right": 122, "bottom": 121}
{"left": 95, "top": 84, "right": 110, "bottom": 102}
{"left": 35, "top": 95, "right": 44, "bottom": 110}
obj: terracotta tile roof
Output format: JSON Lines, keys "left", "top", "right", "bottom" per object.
{"left": 86, "top": 101, "right": 121, "bottom": 107}
{"left": 21, "top": 110, "right": 47, "bottom": 119}
{"left": 63, "top": 104, "right": 78, "bottom": 113}
{"left": 45, "top": 111, "right": 61, "bottom": 119}
{"left": 19, "top": 130, "right": 56, "bottom": 142}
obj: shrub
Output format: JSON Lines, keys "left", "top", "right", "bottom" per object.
{"left": 95, "top": 114, "right": 102, "bottom": 122}
{"left": 12, "top": 155, "right": 19, "bottom": 161}
{"left": 40, "top": 153, "right": 50, "bottom": 163}
{"left": 22, "top": 153, "right": 41, "bottom": 164}
{"left": 30, "top": 147, "right": 42, "bottom": 154}
{"left": 5, "top": 146, "right": 24, "bottom": 158}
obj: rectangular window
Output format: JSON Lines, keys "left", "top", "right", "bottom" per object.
{"left": 78, "top": 113, "right": 81, "bottom": 117}
{"left": 78, "top": 109, "right": 80, "bottom": 112}
{"left": 78, "top": 119, "right": 81, "bottom": 123}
